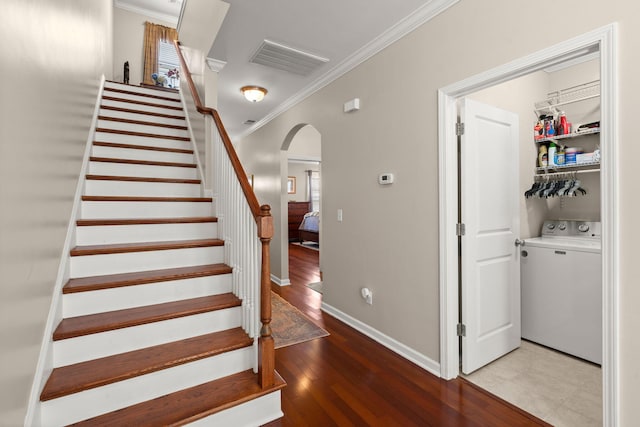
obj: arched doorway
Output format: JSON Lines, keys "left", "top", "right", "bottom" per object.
{"left": 279, "top": 124, "right": 321, "bottom": 285}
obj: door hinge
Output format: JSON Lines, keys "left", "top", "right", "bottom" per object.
{"left": 456, "top": 122, "right": 465, "bottom": 136}
{"left": 457, "top": 323, "right": 466, "bottom": 337}
{"left": 456, "top": 223, "right": 466, "bottom": 236}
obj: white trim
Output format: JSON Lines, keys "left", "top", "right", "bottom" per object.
{"left": 321, "top": 302, "right": 440, "bottom": 377}
{"left": 206, "top": 58, "right": 227, "bottom": 73}
{"left": 270, "top": 274, "right": 290, "bottom": 287}
{"left": 234, "top": 0, "right": 459, "bottom": 140}
{"left": 114, "top": 0, "right": 179, "bottom": 26}
{"left": 438, "top": 24, "right": 618, "bottom": 426}
{"left": 24, "top": 76, "right": 107, "bottom": 426}
{"left": 543, "top": 51, "right": 600, "bottom": 73}
{"left": 178, "top": 81, "right": 207, "bottom": 190}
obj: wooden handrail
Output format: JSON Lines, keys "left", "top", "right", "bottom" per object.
{"left": 173, "top": 40, "right": 275, "bottom": 388}
{"left": 172, "top": 40, "right": 262, "bottom": 222}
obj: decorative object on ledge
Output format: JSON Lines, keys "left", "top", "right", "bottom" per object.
{"left": 167, "top": 68, "right": 180, "bottom": 88}
{"left": 241, "top": 85, "right": 268, "bottom": 102}
{"left": 151, "top": 73, "right": 167, "bottom": 87}
{"left": 123, "top": 61, "right": 129, "bottom": 84}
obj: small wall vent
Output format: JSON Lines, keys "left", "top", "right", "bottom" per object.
{"left": 250, "top": 39, "right": 329, "bottom": 76}
{"left": 243, "top": 119, "right": 257, "bottom": 125}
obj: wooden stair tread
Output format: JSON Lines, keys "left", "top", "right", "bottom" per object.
{"left": 100, "top": 104, "right": 185, "bottom": 120}
{"left": 98, "top": 115, "right": 187, "bottom": 131}
{"left": 76, "top": 217, "right": 217, "bottom": 226}
{"left": 69, "top": 370, "right": 286, "bottom": 426}
{"left": 41, "top": 328, "right": 252, "bottom": 401}
{"left": 89, "top": 156, "right": 197, "bottom": 168}
{"left": 70, "top": 238, "right": 224, "bottom": 256}
{"left": 103, "top": 87, "right": 181, "bottom": 103}
{"left": 85, "top": 174, "right": 200, "bottom": 184}
{"left": 102, "top": 95, "right": 183, "bottom": 111}
{"left": 93, "top": 141, "right": 193, "bottom": 154}
{"left": 81, "top": 195, "right": 211, "bottom": 202}
{"left": 53, "top": 293, "right": 240, "bottom": 340}
{"left": 64, "top": 263, "right": 232, "bottom": 294}
{"left": 95, "top": 128, "right": 190, "bottom": 142}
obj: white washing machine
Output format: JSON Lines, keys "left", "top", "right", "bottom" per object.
{"left": 521, "top": 220, "right": 602, "bottom": 364}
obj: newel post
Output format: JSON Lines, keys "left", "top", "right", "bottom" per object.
{"left": 257, "top": 205, "right": 275, "bottom": 388}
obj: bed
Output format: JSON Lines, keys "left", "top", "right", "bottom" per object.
{"left": 298, "top": 211, "right": 320, "bottom": 244}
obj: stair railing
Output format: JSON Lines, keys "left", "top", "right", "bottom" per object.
{"left": 174, "top": 41, "right": 275, "bottom": 388}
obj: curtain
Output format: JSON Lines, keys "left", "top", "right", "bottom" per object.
{"left": 142, "top": 22, "right": 178, "bottom": 85}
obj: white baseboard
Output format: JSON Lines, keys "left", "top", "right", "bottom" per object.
{"left": 321, "top": 302, "right": 441, "bottom": 377}
{"left": 270, "top": 274, "right": 290, "bottom": 287}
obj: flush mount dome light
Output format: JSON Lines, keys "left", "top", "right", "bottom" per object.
{"left": 241, "top": 86, "right": 267, "bottom": 102}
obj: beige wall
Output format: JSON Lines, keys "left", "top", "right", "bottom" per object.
{"left": 0, "top": 0, "right": 112, "bottom": 424}
{"left": 237, "top": 1, "right": 639, "bottom": 423}
{"left": 113, "top": 7, "right": 174, "bottom": 85}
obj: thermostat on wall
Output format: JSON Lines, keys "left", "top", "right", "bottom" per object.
{"left": 378, "top": 173, "right": 394, "bottom": 185}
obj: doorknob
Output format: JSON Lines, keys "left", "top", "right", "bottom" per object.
{"left": 515, "top": 238, "right": 525, "bottom": 247}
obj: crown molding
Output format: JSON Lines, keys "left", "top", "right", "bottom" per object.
{"left": 206, "top": 58, "right": 227, "bottom": 73}
{"left": 114, "top": 0, "right": 179, "bottom": 26}
{"left": 234, "top": 0, "right": 459, "bottom": 140}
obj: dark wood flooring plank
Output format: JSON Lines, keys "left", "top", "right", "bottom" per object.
{"left": 262, "top": 244, "right": 551, "bottom": 427}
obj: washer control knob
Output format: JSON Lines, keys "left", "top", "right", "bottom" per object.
{"left": 546, "top": 223, "right": 556, "bottom": 230}
{"left": 578, "top": 224, "right": 590, "bottom": 232}
{"left": 558, "top": 223, "right": 567, "bottom": 231}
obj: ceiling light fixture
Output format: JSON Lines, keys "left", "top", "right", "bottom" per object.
{"left": 241, "top": 86, "right": 267, "bottom": 102}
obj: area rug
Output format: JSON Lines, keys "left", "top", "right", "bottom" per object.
{"left": 271, "top": 292, "right": 329, "bottom": 348}
{"left": 306, "top": 281, "right": 323, "bottom": 294}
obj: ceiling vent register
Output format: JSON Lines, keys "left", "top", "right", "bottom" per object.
{"left": 250, "top": 39, "right": 329, "bottom": 76}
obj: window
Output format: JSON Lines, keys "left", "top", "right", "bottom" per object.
{"left": 310, "top": 171, "right": 320, "bottom": 212}
{"left": 158, "top": 40, "right": 181, "bottom": 89}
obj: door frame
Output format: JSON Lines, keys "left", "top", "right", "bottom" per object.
{"left": 438, "top": 24, "right": 619, "bottom": 424}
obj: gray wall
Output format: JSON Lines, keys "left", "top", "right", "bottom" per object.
{"left": 0, "top": 1, "right": 113, "bottom": 424}
{"left": 236, "top": 1, "right": 640, "bottom": 423}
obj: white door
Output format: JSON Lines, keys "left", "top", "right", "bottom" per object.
{"left": 460, "top": 98, "right": 521, "bottom": 374}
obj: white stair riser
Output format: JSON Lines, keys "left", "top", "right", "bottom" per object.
{"left": 63, "top": 274, "right": 232, "bottom": 317}
{"left": 99, "top": 108, "right": 186, "bottom": 127}
{"left": 89, "top": 161, "right": 198, "bottom": 180}
{"left": 95, "top": 131, "right": 191, "bottom": 151}
{"left": 43, "top": 347, "right": 254, "bottom": 426}
{"left": 97, "top": 119, "right": 189, "bottom": 139}
{"left": 186, "top": 391, "right": 283, "bottom": 427}
{"left": 92, "top": 144, "right": 194, "bottom": 164}
{"left": 81, "top": 200, "right": 213, "bottom": 219}
{"left": 53, "top": 307, "right": 242, "bottom": 367}
{"left": 101, "top": 98, "right": 183, "bottom": 116}
{"left": 76, "top": 222, "right": 218, "bottom": 245}
{"left": 103, "top": 91, "right": 181, "bottom": 108}
{"left": 70, "top": 246, "right": 224, "bottom": 277}
{"left": 85, "top": 179, "right": 201, "bottom": 198}
{"left": 104, "top": 82, "right": 181, "bottom": 100}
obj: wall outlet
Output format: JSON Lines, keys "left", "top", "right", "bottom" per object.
{"left": 361, "top": 287, "right": 373, "bottom": 305}
{"left": 337, "top": 209, "right": 343, "bottom": 222}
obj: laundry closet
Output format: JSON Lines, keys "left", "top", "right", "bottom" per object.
{"left": 461, "top": 56, "right": 603, "bottom": 423}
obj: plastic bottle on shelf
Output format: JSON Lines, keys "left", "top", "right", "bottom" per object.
{"left": 545, "top": 115, "right": 556, "bottom": 137}
{"left": 534, "top": 116, "right": 545, "bottom": 140}
{"left": 548, "top": 141, "right": 557, "bottom": 166}
{"left": 558, "top": 111, "right": 569, "bottom": 135}
{"left": 538, "top": 145, "right": 548, "bottom": 167}
{"left": 556, "top": 145, "right": 565, "bottom": 165}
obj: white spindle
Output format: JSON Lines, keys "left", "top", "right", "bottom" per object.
{"left": 208, "top": 122, "right": 262, "bottom": 340}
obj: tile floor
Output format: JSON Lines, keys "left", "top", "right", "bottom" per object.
{"left": 463, "top": 340, "right": 602, "bottom": 427}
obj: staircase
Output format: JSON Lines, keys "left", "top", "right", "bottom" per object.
{"left": 36, "top": 81, "right": 284, "bottom": 426}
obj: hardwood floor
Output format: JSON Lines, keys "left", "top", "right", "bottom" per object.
{"left": 264, "top": 244, "right": 550, "bottom": 426}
